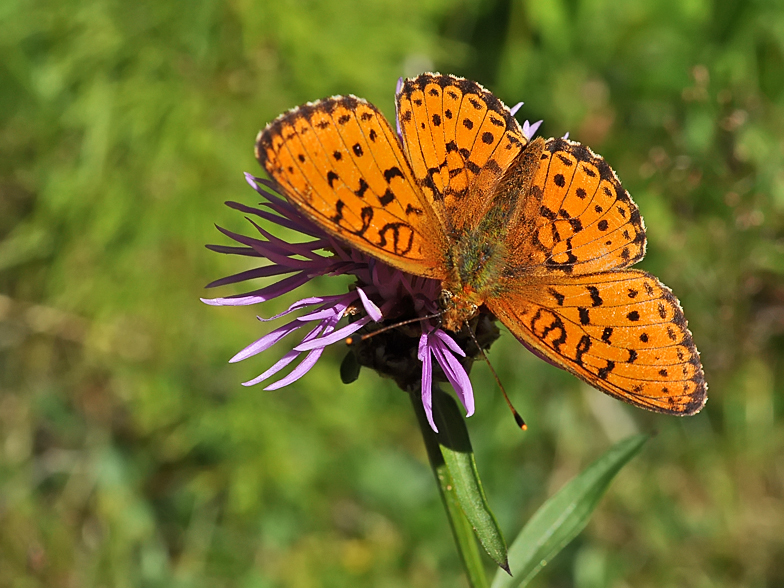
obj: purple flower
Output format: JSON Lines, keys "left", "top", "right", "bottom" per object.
{"left": 203, "top": 174, "right": 482, "bottom": 431}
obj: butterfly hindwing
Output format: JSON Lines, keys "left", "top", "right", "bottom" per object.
{"left": 487, "top": 270, "right": 706, "bottom": 415}
{"left": 256, "top": 96, "right": 447, "bottom": 278}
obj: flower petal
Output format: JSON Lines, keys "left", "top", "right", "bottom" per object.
{"left": 433, "top": 328, "right": 466, "bottom": 357}
{"left": 357, "top": 287, "right": 383, "bottom": 322}
{"left": 264, "top": 346, "right": 326, "bottom": 390}
{"left": 294, "top": 314, "right": 372, "bottom": 351}
{"left": 522, "top": 119, "right": 543, "bottom": 141}
{"left": 205, "top": 264, "right": 299, "bottom": 289}
{"left": 418, "top": 332, "right": 438, "bottom": 432}
{"left": 202, "top": 272, "right": 314, "bottom": 307}
{"left": 259, "top": 295, "right": 347, "bottom": 321}
{"left": 230, "top": 319, "right": 304, "bottom": 362}
{"left": 242, "top": 347, "right": 301, "bottom": 386}
{"left": 433, "top": 344, "right": 475, "bottom": 417}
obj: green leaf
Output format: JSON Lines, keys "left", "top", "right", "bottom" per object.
{"left": 432, "top": 388, "right": 509, "bottom": 573}
{"left": 411, "top": 389, "right": 490, "bottom": 588}
{"left": 491, "top": 434, "right": 649, "bottom": 588}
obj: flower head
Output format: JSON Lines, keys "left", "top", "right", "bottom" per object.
{"left": 204, "top": 174, "right": 502, "bottom": 430}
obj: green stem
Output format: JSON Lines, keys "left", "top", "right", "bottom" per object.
{"left": 410, "top": 388, "right": 489, "bottom": 588}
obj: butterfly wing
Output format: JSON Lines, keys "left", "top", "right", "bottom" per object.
{"left": 396, "top": 73, "right": 528, "bottom": 233}
{"left": 487, "top": 270, "right": 706, "bottom": 414}
{"left": 487, "top": 138, "right": 705, "bottom": 414}
{"left": 256, "top": 95, "right": 447, "bottom": 279}
{"left": 509, "top": 137, "right": 646, "bottom": 276}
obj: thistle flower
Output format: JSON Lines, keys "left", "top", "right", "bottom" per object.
{"left": 203, "top": 174, "right": 499, "bottom": 431}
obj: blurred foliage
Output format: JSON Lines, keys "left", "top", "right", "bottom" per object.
{"left": 1, "top": 0, "right": 783, "bottom": 586}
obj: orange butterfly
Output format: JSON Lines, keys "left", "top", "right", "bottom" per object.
{"left": 255, "top": 73, "right": 706, "bottom": 416}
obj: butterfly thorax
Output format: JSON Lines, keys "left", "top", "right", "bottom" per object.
{"left": 439, "top": 224, "right": 510, "bottom": 332}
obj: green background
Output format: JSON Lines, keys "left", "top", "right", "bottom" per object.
{"left": 2, "top": 0, "right": 783, "bottom": 586}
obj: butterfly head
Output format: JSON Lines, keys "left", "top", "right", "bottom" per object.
{"left": 439, "top": 289, "right": 482, "bottom": 333}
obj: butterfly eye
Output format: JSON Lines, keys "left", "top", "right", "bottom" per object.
{"left": 438, "top": 290, "right": 454, "bottom": 309}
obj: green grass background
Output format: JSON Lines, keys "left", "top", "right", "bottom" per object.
{"left": 2, "top": 0, "right": 783, "bottom": 586}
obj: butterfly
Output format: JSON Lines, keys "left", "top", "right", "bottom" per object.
{"left": 255, "top": 73, "right": 707, "bottom": 416}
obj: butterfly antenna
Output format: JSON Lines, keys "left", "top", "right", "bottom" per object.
{"left": 465, "top": 322, "right": 527, "bottom": 431}
{"left": 345, "top": 312, "right": 443, "bottom": 345}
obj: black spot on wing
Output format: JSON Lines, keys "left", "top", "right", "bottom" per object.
{"left": 378, "top": 188, "right": 395, "bottom": 206}
{"left": 548, "top": 288, "right": 565, "bottom": 306}
{"left": 384, "top": 166, "right": 404, "bottom": 183}
{"left": 587, "top": 286, "right": 603, "bottom": 307}
{"left": 575, "top": 335, "right": 591, "bottom": 366}
{"left": 354, "top": 178, "right": 369, "bottom": 198}
{"left": 597, "top": 360, "right": 615, "bottom": 380}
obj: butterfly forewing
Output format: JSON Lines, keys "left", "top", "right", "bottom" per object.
{"left": 256, "top": 96, "right": 447, "bottom": 278}
{"left": 397, "top": 74, "right": 528, "bottom": 233}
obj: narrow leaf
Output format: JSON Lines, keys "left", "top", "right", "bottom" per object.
{"left": 411, "top": 390, "right": 489, "bottom": 588}
{"left": 432, "top": 387, "right": 509, "bottom": 572}
{"left": 491, "top": 434, "right": 649, "bottom": 588}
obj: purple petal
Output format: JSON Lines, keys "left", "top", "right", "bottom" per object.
{"left": 357, "top": 287, "right": 383, "bottom": 322}
{"left": 432, "top": 344, "right": 474, "bottom": 417}
{"left": 563, "top": 131, "right": 570, "bottom": 139}
{"left": 230, "top": 319, "right": 304, "bottom": 362}
{"left": 296, "top": 296, "right": 351, "bottom": 321}
{"left": 236, "top": 221, "right": 329, "bottom": 267}
{"left": 258, "top": 295, "right": 347, "bottom": 321}
{"left": 214, "top": 225, "right": 315, "bottom": 264}
{"left": 201, "top": 272, "right": 313, "bottom": 306}
{"left": 433, "top": 328, "right": 466, "bottom": 357}
{"left": 229, "top": 197, "right": 323, "bottom": 238}
{"left": 243, "top": 347, "right": 301, "bottom": 386}
{"left": 294, "top": 314, "right": 372, "bottom": 351}
{"left": 418, "top": 332, "right": 437, "bottom": 432}
{"left": 522, "top": 119, "right": 543, "bottom": 141}
{"left": 395, "top": 77, "right": 404, "bottom": 139}
{"left": 510, "top": 101, "right": 524, "bottom": 116}
{"left": 205, "top": 264, "right": 299, "bottom": 289}
{"left": 243, "top": 320, "right": 328, "bottom": 386}
{"left": 264, "top": 346, "right": 325, "bottom": 390}
{"left": 263, "top": 315, "right": 341, "bottom": 388}
{"left": 205, "top": 244, "right": 260, "bottom": 256}
{"left": 244, "top": 173, "right": 288, "bottom": 206}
